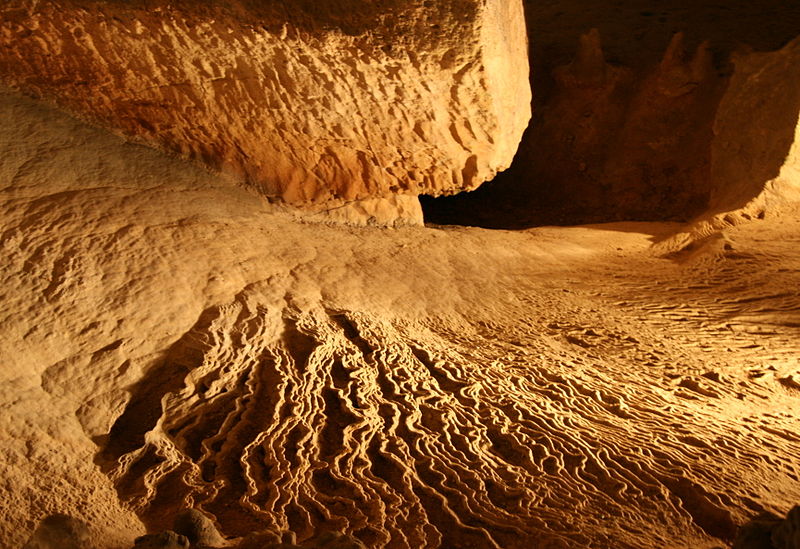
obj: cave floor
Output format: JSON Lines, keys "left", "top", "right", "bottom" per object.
{"left": 2, "top": 88, "right": 800, "bottom": 549}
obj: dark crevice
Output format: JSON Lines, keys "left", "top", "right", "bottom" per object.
{"left": 97, "top": 306, "right": 220, "bottom": 465}
{"left": 281, "top": 316, "right": 317, "bottom": 373}
{"left": 422, "top": 0, "right": 800, "bottom": 230}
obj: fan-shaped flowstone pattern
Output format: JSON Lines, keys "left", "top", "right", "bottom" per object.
{"left": 0, "top": 0, "right": 531, "bottom": 225}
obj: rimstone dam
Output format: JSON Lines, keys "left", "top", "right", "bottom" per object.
{"left": 2, "top": 1, "right": 800, "bottom": 548}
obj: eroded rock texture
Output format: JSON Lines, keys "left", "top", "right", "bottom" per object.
{"left": 423, "top": 3, "right": 800, "bottom": 228}
{"left": 4, "top": 87, "right": 800, "bottom": 549}
{"left": 0, "top": 0, "right": 530, "bottom": 223}
{"left": 709, "top": 36, "right": 800, "bottom": 218}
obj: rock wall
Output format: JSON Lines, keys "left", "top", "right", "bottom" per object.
{"left": 517, "top": 30, "right": 723, "bottom": 221}
{"left": 0, "top": 0, "right": 531, "bottom": 223}
{"left": 4, "top": 85, "right": 800, "bottom": 549}
{"left": 709, "top": 36, "right": 800, "bottom": 218}
{"left": 515, "top": 0, "right": 800, "bottom": 224}
{"left": 423, "top": 25, "right": 800, "bottom": 229}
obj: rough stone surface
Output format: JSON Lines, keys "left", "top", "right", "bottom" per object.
{"left": 134, "top": 531, "right": 191, "bottom": 549}
{"left": 235, "top": 531, "right": 284, "bottom": 549}
{"left": 4, "top": 84, "right": 800, "bottom": 549}
{"left": 424, "top": 28, "right": 800, "bottom": 230}
{"left": 301, "top": 532, "right": 367, "bottom": 549}
{"left": 773, "top": 506, "right": 800, "bottom": 549}
{"left": 422, "top": 29, "right": 726, "bottom": 227}
{"left": 22, "top": 514, "right": 91, "bottom": 549}
{"left": 519, "top": 29, "right": 721, "bottom": 221}
{"left": 733, "top": 513, "right": 783, "bottom": 549}
{"left": 4, "top": 5, "right": 800, "bottom": 549}
{"left": 732, "top": 507, "right": 800, "bottom": 549}
{"left": 0, "top": 0, "right": 530, "bottom": 224}
{"left": 173, "top": 509, "right": 226, "bottom": 547}
{"left": 708, "top": 36, "right": 800, "bottom": 218}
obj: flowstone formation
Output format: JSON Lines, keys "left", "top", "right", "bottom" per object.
{"left": 0, "top": 0, "right": 530, "bottom": 224}
{"left": 4, "top": 2, "right": 800, "bottom": 549}
{"left": 4, "top": 86, "right": 800, "bottom": 549}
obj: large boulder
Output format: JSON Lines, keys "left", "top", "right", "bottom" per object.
{"left": 0, "top": 0, "right": 531, "bottom": 224}
{"left": 22, "top": 514, "right": 91, "bottom": 549}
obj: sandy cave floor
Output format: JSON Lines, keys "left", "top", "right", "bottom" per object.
{"left": 2, "top": 88, "right": 800, "bottom": 549}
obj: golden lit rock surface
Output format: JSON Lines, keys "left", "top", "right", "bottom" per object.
{"left": 709, "top": 36, "right": 800, "bottom": 218}
{"left": 5, "top": 2, "right": 800, "bottom": 548}
{"left": 0, "top": 0, "right": 531, "bottom": 223}
{"left": 3, "top": 86, "right": 800, "bottom": 548}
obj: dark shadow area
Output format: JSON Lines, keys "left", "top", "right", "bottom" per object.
{"left": 423, "top": 0, "right": 800, "bottom": 230}
{"left": 95, "top": 306, "right": 220, "bottom": 466}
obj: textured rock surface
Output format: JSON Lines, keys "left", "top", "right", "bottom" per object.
{"left": 423, "top": 2, "right": 800, "bottom": 228}
{"left": 773, "top": 507, "right": 800, "bottom": 549}
{"left": 22, "top": 514, "right": 91, "bottom": 549}
{"left": 0, "top": 0, "right": 530, "bottom": 223}
{"left": 708, "top": 36, "right": 800, "bottom": 218}
{"left": 523, "top": 29, "right": 800, "bottom": 224}
{"left": 4, "top": 87, "right": 800, "bottom": 549}
{"left": 516, "top": 29, "right": 722, "bottom": 221}
{"left": 133, "top": 531, "right": 190, "bottom": 549}
{"left": 172, "top": 509, "right": 226, "bottom": 547}
{"left": 733, "top": 507, "right": 800, "bottom": 549}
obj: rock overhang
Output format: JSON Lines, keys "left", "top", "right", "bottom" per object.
{"left": 0, "top": 0, "right": 532, "bottom": 225}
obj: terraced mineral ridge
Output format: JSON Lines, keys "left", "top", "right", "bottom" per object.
{"left": 0, "top": 0, "right": 531, "bottom": 224}
{"left": 4, "top": 81, "right": 800, "bottom": 549}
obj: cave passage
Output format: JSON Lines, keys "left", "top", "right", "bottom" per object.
{"left": 419, "top": 172, "right": 590, "bottom": 230}
{"left": 422, "top": 0, "right": 800, "bottom": 230}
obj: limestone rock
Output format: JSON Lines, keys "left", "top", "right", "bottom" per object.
{"left": 708, "top": 36, "right": 800, "bottom": 218}
{"left": 0, "top": 0, "right": 531, "bottom": 223}
{"left": 234, "top": 531, "right": 284, "bottom": 549}
{"left": 134, "top": 531, "right": 190, "bottom": 549}
{"left": 733, "top": 513, "right": 783, "bottom": 549}
{"left": 173, "top": 509, "right": 226, "bottom": 548}
{"left": 518, "top": 29, "right": 721, "bottom": 222}
{"left": 22, "top": 514, "right": 91, "bottom": 549}
{"left": 733, "top": 507, "right": 800, "bottom": 549}
{"left": 424, "top": 26, "right": 800, "bottom": 229}
{"left": 237, "top": 531, "right": 365, "bottom": 549}
{"left": 300, "top": 532, "right": 366, "bottom": 549}
{"left": 5, "top": 37, "right": 800, "bottom": 549}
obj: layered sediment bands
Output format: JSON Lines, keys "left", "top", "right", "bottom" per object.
{"left": 0, "top": 0, "right": 530, "bottom": 221}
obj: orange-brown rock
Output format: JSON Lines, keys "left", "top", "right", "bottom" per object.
{"left": 511, "top": 30, "right": 723, "bottom": 222}
{"left": 0, "top": 0, "right": 531, "bottom": 223}
{"left": 5, "top": 83, "right": 800, "bottom": 549}
{"left": 709, "top": 35, "right": 800, "bottom": 218}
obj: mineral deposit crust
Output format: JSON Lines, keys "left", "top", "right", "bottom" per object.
{"left": 0, "top": 0, "right": 531, "bottom": 224}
